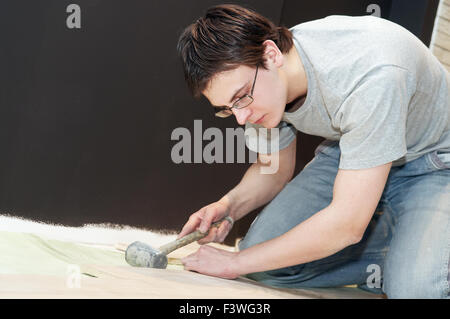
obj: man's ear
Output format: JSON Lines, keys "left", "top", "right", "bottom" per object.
{"left": 262, "top": 40, "right": 284, "bottom": 68}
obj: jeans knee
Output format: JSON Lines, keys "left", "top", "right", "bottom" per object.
{"left": 237, "top": 235, "right": 255, "bottom": 252}
{"left": 237, "top": 219, "right": 275, "bottom": 252}
{"left": 242, "top": 266, "right": 307, "bottom": 288}
{"left": 383, "top": 270, "right": 448, "bottom": 298}
{"left": 384, "top": 283, "right": 435, "bottom": 299}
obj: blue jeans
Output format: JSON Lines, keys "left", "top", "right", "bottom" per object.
{"left": 238, "top": 140, "right": 450, "bottom": 298}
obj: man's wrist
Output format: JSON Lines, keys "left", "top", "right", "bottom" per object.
{"left": 219, "top": 193, "right": 238, "bottom": 221}
{"left": 230, "top": 250, "right": 246, "bottom": 277}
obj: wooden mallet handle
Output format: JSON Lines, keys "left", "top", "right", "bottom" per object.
{"left": 158, "top": 216, "right": 233, "bottom": 255}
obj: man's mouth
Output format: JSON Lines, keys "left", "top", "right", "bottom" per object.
{"left": 254, "top": 115, "right": 265, "bottom": 124}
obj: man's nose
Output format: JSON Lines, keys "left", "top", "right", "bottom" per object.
{"left": 232, "top": 107, "right": 252, "bottom": 125}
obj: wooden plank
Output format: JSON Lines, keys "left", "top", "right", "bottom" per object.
{"left": 439, "top": 2, "right": 450, "bottom": 20}
{"left": 436, "top": 16, "right": 450, "bottom": 36}
{"left": 444, "top": 0, "right": 450, "bottom": 9}
{"left": 432, "top": 45, "right": 450, "bottom": 65}
{"left": 434, "top": 30, "right": 450, "bottom": 51}
{"left": 431, "top": 1, "right": 450, "bottom": 70}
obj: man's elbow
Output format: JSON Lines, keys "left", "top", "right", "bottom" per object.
{"left": 344, "top": 219, "right": 370, "bottom": 245}
{"left": 347, "top": 231, "right": 364, "bottom": 246}
{"left": 329, "top": 228, "right": 362, "bottom": 251}
{"left": 334, "top": 212, "right": 368, "bottom": 247}
{"left": 330, "top": 201, "right": 376, "bottom": 247}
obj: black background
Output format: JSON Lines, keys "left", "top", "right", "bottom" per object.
{"left": 0, "top": 0, "right": 439, "bottom": 245}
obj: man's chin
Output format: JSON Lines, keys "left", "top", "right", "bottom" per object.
{"left": 248, "top": 113, "right": 282, "bottom": 128}
{"left": 261, "top": 123, "right": 278, "bottom": 129}
{"left": 262, "top": 116, "right": 282, "bottom": 129}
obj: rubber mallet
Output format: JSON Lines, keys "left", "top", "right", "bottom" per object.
{"left": 125, "top": 216, "right": 233, "bottom": 269}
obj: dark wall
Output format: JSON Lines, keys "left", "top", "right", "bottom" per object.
{"left": 0, "top": 1, "right": 438, "bottom": 245}
{"left": 0, "top": 0, "right": 283, "bottom": 239}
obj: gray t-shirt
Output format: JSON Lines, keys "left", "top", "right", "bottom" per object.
{"left": 245, "top": 15, "right": 450, "bottom": 169}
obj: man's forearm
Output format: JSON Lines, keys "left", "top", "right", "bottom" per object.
{"left": 231, "top": 163, "right": 390, "bottom": 276}
{"left": 220, "top": 161, "right": 292, "bottom": 221}
{"left": 232, "top": 203, "right": 362, "bottom": 275}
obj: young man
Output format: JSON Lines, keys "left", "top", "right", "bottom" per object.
{"left": 176, "top": 4, "right": 450, "bottom": 298}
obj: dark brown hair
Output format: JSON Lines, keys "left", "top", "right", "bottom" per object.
{"left": 177, "top": 4, "right": 294, "bottom": 98}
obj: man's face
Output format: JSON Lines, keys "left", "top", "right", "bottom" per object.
{"left": 202, "top": 64, "right": 287, "bottom": 128}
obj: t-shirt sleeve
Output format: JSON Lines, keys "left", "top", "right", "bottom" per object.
{"left": 337, "top": 66, "right": 413, "bottom": 169}
{"left": 245, "top": 121, "right": 297, "bottom": 154}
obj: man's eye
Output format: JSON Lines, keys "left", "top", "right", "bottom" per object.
{"left": 233, "top": 92, "right": 247, "bottom": 104}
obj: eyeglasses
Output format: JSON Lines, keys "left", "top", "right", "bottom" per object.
{"left": 214, "top": 66, "right": 259, "bottom": 118}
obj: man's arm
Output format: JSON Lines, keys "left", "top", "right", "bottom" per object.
{"left": 182, "top": 162, "right": 392, "bottom": 278}
{"left": 183, "top": 136, "right": 297, "bottom": 242}
{"left": 219, "top": 136, "right": 297, "bottom": 222}
{"left": 232, "top": 162, "right": 392, "bottom": 275}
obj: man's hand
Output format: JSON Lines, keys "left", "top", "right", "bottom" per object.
{"left": 177, "top": 196, "right": 233, "bottom": 245}
{"left": 181, "top": 245, "right": 241, "bottom": 279}
{"left": 181, "top": 162, "right": 393, "bottom": 279}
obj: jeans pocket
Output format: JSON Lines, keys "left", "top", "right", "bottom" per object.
{"left": 430, "top": 150, "right": 450, "bottom": 170}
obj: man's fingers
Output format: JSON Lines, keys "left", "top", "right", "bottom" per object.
{"left": 198, "top": 227, "right": 217, "bottom": 244}
{"left": 181, "top": 252, "right": 199, "bottom": 270}
{"left": 178, "top": 223, "right": 194, "bottom": 239}
{"left": 218, "top": 220, "right": 234, "bottom": 243}
{"left": 179, "top": 203, "right": 228, "bottom": 240}
{"left": 216, "top": 221, "right": 231, "bottom": 243}
{"left": 197, "top": 227, "right": 218, "bottom": 245}
{"left": 198, "top": 207, "right": 218, "bottom": 233}
{"left": 178, "top": 214, "right": 203, "bottom": 239}
{"left": 198, "top": 218, "right": 231, "bottom": 244}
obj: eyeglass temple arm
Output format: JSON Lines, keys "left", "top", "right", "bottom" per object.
{"left": 250, "top": 66, "right": 258, "bottom": 96}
